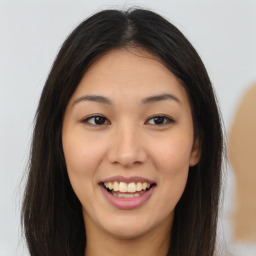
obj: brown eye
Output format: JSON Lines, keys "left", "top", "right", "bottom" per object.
{"left": 82, "top": 115, "right": 110, "bottom": 126}
{"left": 147, "top": 115, "right": 175, "bottom": 126}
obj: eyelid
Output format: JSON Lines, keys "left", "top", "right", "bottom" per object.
{"left": 145, "top": 115, "right": 175, "bottom": 126}
{"left": 81, "top": 114, "right": 175, "bottom": 127}
{"left": 81, "top": 114, "right": 110, "bottom": 126}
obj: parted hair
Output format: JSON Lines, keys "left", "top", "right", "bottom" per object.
{"left": 22, "top": 8, "right": 223, "bottom": 256}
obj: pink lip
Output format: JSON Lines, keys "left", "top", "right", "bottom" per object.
{"left": 100, "top": 175, "right": 156, "bottom": 184}
{"left": 100, "top": 184, "right": 156, "bottom": 210}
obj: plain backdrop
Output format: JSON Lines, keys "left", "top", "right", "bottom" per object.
{"left": 0, "top": 1, "right": 255, "bottom": 255}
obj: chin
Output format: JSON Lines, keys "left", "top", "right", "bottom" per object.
{"left": 99, "top": 213, "right": 158, "bottom": 239}
{"left": 106, "top": 223, "right": 151, "bottom": 239}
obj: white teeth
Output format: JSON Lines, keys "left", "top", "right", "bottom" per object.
{"left": 103, "top": 181, "right": 152, "bottom": 192}
{"left": 142, "top": 182, "right": 148, "bottom": 190}
{"left": 136, "top": 182, "right": 142, "bottom": 191}
{"left": 127, "top": 182, "right": 136, "bottom": 192}
{"left": 119, "top": 182, "right": 128, "bottom": 192}
{"left": 112, "top": 192, "right": 141, "bottom": 198}
{"left": 113, "top": 181, "right": 119, "bottom": 191}
{"left": 108, "top": 182, "right": 113, "bottom": 190}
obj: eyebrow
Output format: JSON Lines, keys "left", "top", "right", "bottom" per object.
{"left": 72, "top": 93, "right": 181, "bottom": 107}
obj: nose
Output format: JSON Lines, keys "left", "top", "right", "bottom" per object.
{"left": 107, "top": 124, "right": 148, "bottom": 168}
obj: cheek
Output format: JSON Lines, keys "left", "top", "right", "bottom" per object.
{"left": 63, "top": 132, "right": 103, "bottom": 176}
{"left": 153, "top": 135, "right": 193, "bottom": 174}
{"left": 151, "top": 136, "right": 192, "bottom": 205}
{"left": 62, "top": 131, "right": 105, "bottom": 204}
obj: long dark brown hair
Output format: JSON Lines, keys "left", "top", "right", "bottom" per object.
{"left": 22, "top": 8, "right": 223, "bottom": 256}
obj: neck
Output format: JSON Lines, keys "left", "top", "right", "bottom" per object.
{"left": 84, "top": 215, "right": 172, "bottom": 256}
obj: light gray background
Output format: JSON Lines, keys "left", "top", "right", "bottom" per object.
{"left": 0, "top": 1, "right": 255, "bottom": 255}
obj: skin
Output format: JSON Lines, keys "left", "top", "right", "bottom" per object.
{"left": 62, "top": 48, "right": 201, "bottom": 256}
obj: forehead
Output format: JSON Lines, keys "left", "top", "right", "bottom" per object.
{"left": 70, "top": 48, "right": 189, "bottom": 106}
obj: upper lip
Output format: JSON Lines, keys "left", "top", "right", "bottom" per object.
{"left": 100, "top": 175, "right": 156, "bottom": 184}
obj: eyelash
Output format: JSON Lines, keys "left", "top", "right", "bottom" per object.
{"left": 81, "top": 114, "right": 175, "bottom": 127}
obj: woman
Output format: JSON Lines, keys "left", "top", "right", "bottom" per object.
{"left": 22, "top": 8, "right": 223, "bottom": 256}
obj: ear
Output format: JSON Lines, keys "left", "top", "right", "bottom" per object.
{"left": 189, "top": 138, "right": 201, "bottom": 167}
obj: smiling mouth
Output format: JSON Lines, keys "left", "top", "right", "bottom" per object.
{"left": 100, "top": 181, "right": 157, "bottom": 198}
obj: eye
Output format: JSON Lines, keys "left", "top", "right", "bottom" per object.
{"left": 81, "top": 115, "right": 110, "bottom": 126}
{"left": 81, "top": 114, "right": 174, "bottom": 127}
{"left": 146, "top": 115, "right": 175, "bottom": 126}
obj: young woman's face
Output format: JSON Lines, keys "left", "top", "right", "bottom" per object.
{"left": 62, "top": 48, "right": 200, "bottom": 239}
